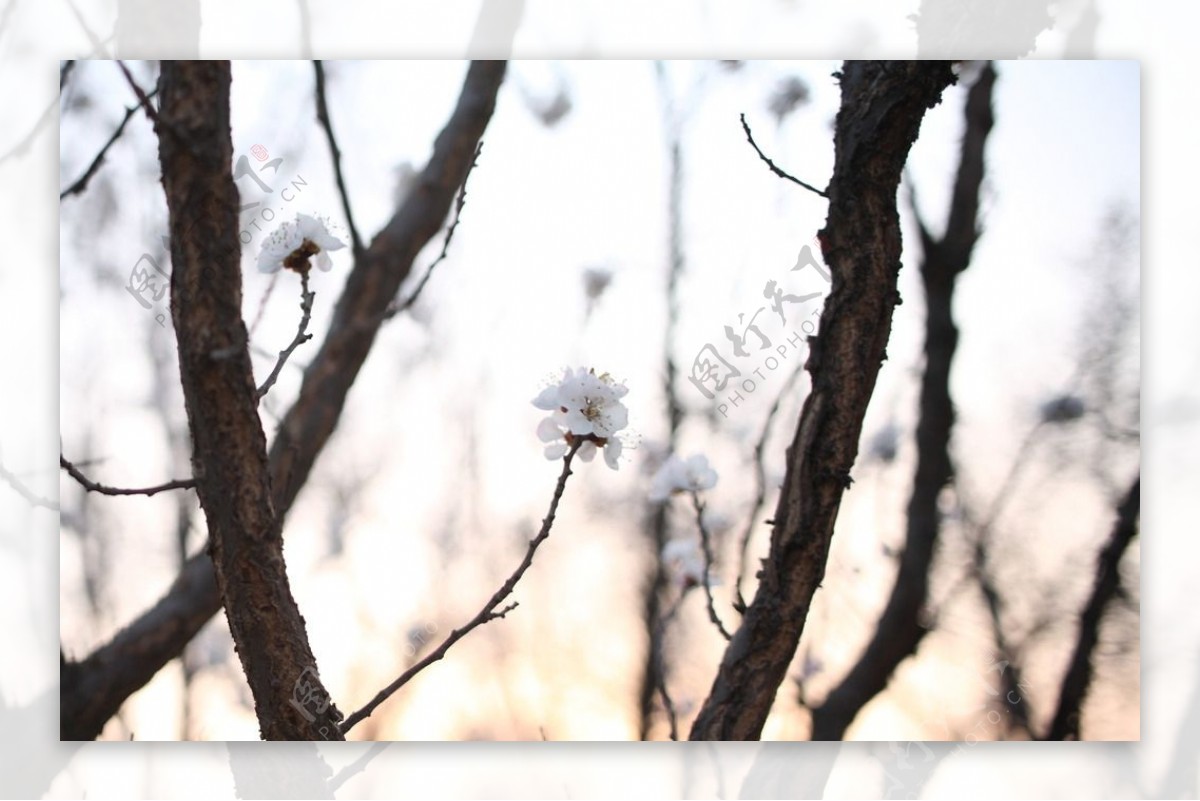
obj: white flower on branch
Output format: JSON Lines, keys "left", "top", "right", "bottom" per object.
{"left": 257, "top": 213, "right": 346, "bottom": 274}
{"left": 648, "top": 453, "right": 718, "bottom": 502}
{"left": 533, "top": 367, "right": 631, "bottom": 470}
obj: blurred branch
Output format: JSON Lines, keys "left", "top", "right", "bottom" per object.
{"left": 739, "top": 113, "right": 827, "bottom": 199}
{"left": 382, "top": 141, "right": 483, "bottom": 320}
{"left": 339, "top": 442, "right": 582, "bottom": 735}
{"left": 637, "top": 59, "right": 686, "bottom": 739}
{"left": 808, "top": 62, "right": 995, "bottom": 741}
{"left": 1046, "top": 471, "right": 1140, "bottom": 740}
{"left": 59, "top": 59, "right": 509, "bottom": 741}
{"left": 0, "top": 459, "right": 58, "bottom": 511}
{"left": 734, "top": 359, "right": 806, "bottom": 613}
{"left": 60, "top": 454, "right": 195, "bottom": 497}
{"left": 59, "top": 87, "right": 160, "bottom": 200}
{"left": 691, "top": 493, "right": 733, "bottom": 641}
{"left": 689, "top": 61, "right": 957, "bottom": 741}
{"left": 313, "top": 60, "right": 365, "bottom": 263}
{"left": 970, "top": 526, "right": 1035, "bottom": 735}
{"left": 116, "top": 60, "right": 158, "bottom": 122}
{"left": 255, "top": 270, "right": 314, "bottom": 401}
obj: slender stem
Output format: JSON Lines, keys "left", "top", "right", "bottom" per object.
{"left": 339, "top": 440, "right": 582, "bottom": 735}
{"left": 313, "top": 60, "right": 365, "bottom": 264}
{"left": 256, "top": 270, "right": 314, "bottom": 401}
{"left": 691, "top": 492, "right": 733, "bottom": 641}
{"left": 60, "top": 454, "right": 195, "bottom": 497}
{"left": 740, "top": 113, "right": 828, "bottom": 199}
{"left": 60, "top": 88, "right": 160, "bottom": 200}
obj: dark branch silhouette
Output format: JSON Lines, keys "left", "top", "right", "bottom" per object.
{"left": 1046, "top": 471, "right": 1140, "bottom": 740}
{"left": 740, "top": 113, "right": 827, "bottom": 199}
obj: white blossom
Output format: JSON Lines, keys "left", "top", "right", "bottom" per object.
{"left": 257, "top": 213, "right": 346, "bottom": 274}
{"left": 648, "top": 453, "right": 718, "bottom": 502}
{"left": 533, "top": 367, "right": 630, "bottom": 470}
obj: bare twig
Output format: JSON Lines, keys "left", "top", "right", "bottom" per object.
{"left": 339, "top": 440, "right": 582, "bottom": 735}
{"left": 256, "top": 270, "right": 314, "bottom": 401}
{"left": 116, "top": 60, "right": 158, "bottom": 122}
{"left": 60, "top": 454, "right": 195, "bottom": 497}
{"left": 383, "top": 141, "right": 483, "bottom": 319}
{"left": 0, "top": 459, "right": 58, "bottom": 511}
{"left": 740, "top": 113, "right": 828, "bottom": 199}
{"left": 691, "top": 492, "right": 733, "bottom": 641}
{"left": 313, "top": 60, "right": 365, "bottom": 264}
{"left": 734, "top": 359, "right": 806, "bottom": 612}
{"left": 60, "top": 87, "right": 160, "bottom": 200}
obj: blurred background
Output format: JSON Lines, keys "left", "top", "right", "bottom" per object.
{"left": 56, "top": 59, "right": 1139, "bottom": 742}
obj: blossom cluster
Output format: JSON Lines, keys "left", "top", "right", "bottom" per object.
{"left": 532, "top": 367, "right": 630, "bottom": 470}
{"left": 648, "top": 453, "right": 718, "bottom": 502}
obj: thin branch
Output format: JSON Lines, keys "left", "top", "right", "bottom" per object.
{"left": 740, "top": 113, "right": 828, "bottom": 199}
{"left": 116, "top": 60, "right": 158, "bottom": 123}
{"left": 60, "top": 87, "right": 160, "bottom": 200}
{"left": 383, "top": 141, "right": 484, "bottom": 320}
{"left": 339, "top": 440, "right": 582, "bottom": 735}
{"left": 691, "top": 492, "right": 733, "bottom": 641}
{"left": 0, "top": 459, "right": 58, "bottom": 511}
{"left": 313, "top": 60, "right": 365, "bottom": 264}
{"left": 734, "top": 359, "right": 806, "bottom": 612}
{"left": 329, "top": 742, "right": 391, "bottom": 792}
{"left": 60, "top": 454, "right": 195, "bottom": 497}
{"left": 256, "top": 270, "right": 314, "bottom": 401}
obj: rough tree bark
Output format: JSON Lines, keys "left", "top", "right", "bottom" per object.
{"left": 1046, "top": 472, "right": 1140, "bottom": 740}
{"left": 809, "top": 61, "right": 996, "bottom": 741}
{"left": 688, "top": 61, "right": 956, "bottom": 741}
{"left": 60, "top": 60, "right": 507, "bottom": 740}
{"left": 155, "top": 60, "right": 343, "bottom": 740}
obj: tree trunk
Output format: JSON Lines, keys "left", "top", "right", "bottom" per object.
{"left": 689, "top": 61, "right": 956, "bottom": 741}
{"left": 158, "top": 60, "right": 343, "bottom": 740}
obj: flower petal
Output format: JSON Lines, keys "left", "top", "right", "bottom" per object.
{"left": 532, "top": 385, "right": 561, "bottom": 411}
{"left": 543, "top": 442, "right": 568, "bottom": 460}
{"left": 577, "top": 441, "right": 597, "bottom": 462}
{"left": 604, "top": 438, "right": 622, "bottom": 470}
{"left": 537, "top": 416, "right": 563, "bottom": 443}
